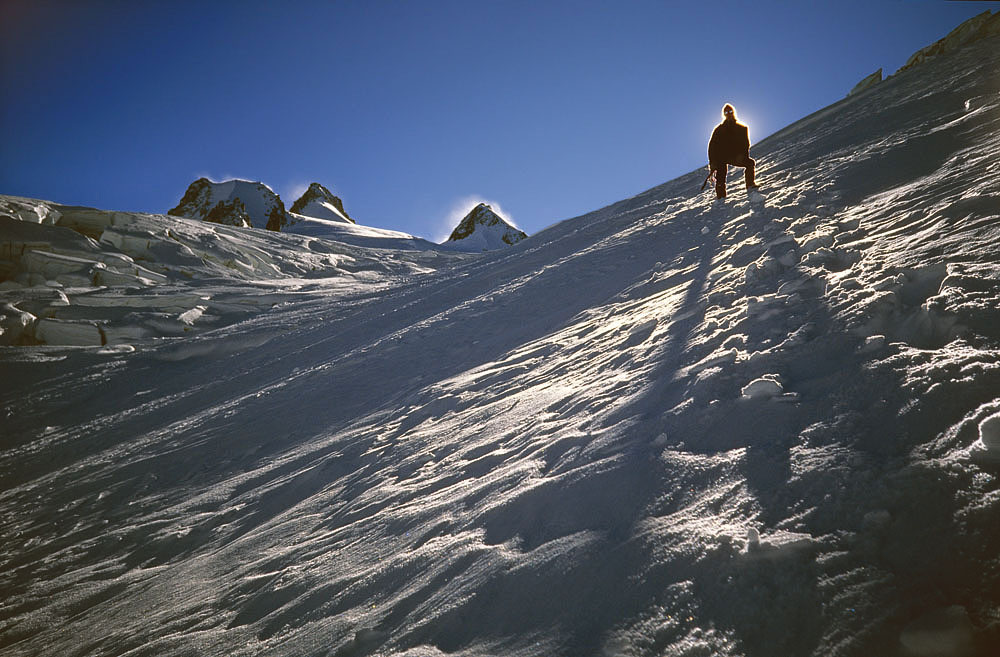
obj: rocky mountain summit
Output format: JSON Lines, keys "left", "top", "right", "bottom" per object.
{"left": 168, "top": 178, "right": 295, "bottom": 231}
{"left": 446, "top": 202, "right": 527, "bottom": 251}
{"left": 289, "top": 183, "right": 354, "bottom": 224}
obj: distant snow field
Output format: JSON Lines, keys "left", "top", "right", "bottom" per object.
{"left": 2, "top": 22, "right": 1000, "bottom": 657}
{"left": 0, "top": 196, "right": 466, "bottom": 349}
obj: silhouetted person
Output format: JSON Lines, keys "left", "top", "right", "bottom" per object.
{"left": 708, "top": 103, "right": 758, "bottom": 199}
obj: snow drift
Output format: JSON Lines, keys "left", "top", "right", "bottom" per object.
{"left": 2, "top": 27, "right": 1000, "bottom": 657}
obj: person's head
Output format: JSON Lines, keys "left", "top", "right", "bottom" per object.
{"left": 722, "top": 104, "right": 736, "bottom": 121}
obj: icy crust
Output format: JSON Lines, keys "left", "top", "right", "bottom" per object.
{"left": 0, "top": 196, "right": 465, "bottom": 347}
{"left": 2, "top": 29, "right": 1000, "bottom": 657}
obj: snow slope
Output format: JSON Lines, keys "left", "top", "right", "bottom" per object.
{"left": 2, "top": 32, "right": 1000, "bottom": 657}
{"left": 284, "top": 213, "right": 450, "bottom": 252}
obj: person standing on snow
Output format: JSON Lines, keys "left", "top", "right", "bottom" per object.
{"left": 708, "top": 103, "right": 758, "bottom": 199}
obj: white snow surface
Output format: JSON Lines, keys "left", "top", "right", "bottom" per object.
{"left": 442, "top": 224, "right": 521, "bottom": 252}
{"left": 294, "top": 198, "right": 352, "bottom": 223}
{"left": 0, "top": 199, "right": 467, "bottom": 347}
{"left": 285, "top": 212, "right": 447, "bottom": 252}
{"left": 3, "top": 36, "right": 1000, "bottom": 657}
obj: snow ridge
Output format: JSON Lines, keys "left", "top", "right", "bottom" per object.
{"left": 898, "top": 9, "right": 1000, "bottom": 72}
{"left": 847, "top": 9, "right": 1000, "bottom": 95}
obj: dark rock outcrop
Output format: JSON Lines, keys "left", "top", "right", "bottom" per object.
{"left": 204, "top": 199, "right": 251, "bottom": 228}
{"left": 848, "top": 68, "right": 882, "bottom": 96}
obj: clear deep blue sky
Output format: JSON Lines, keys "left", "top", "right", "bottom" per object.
{"left": 1, "top": 0, "right": 996, "bottom": 240}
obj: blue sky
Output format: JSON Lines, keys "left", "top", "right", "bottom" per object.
{"left": 1, "top": 1, "right": 996, "bottom": 240}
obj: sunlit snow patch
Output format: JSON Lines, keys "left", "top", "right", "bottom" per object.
{"left": 741, "top": 526, "right": 817, "bottom": 559}
{"left": 970, "top": 408, "right": 1000, "bottom": 462}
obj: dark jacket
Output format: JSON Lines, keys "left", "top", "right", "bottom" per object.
{"left": 708, "top": 119, "right": 750, "bottom": 166}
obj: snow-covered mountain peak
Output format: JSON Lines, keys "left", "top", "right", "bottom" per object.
{"left": 168, "top": 177, "right": 295, "bottom": 231}
{"left": 289, "top": 182, "right": 354, "bottom": 224}
{"left": 445, "top": 202, "right": 527, "bottom": 251}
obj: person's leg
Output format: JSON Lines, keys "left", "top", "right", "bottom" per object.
{"left": 714, "top": 163, "right": 727, "bottom": 198}
{"left": 736, "top": 155, "right": 757, "bottom": 189}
